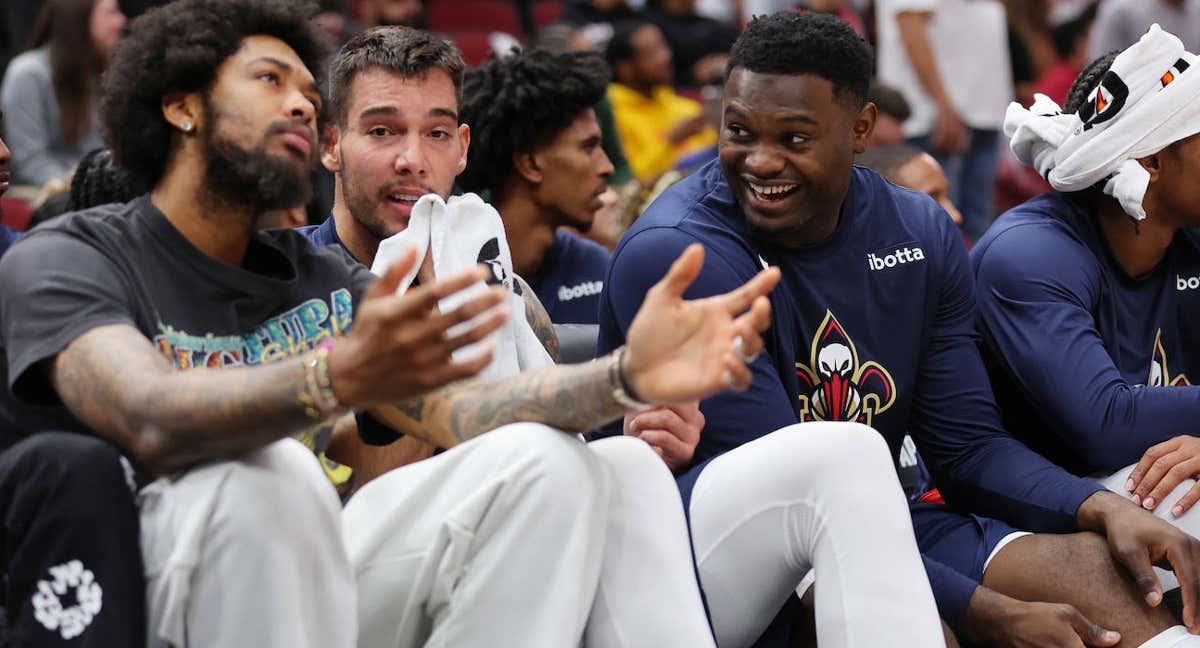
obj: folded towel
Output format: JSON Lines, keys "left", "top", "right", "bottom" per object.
{"left": 1003, "top": 24, "right": 1200, "bottom": 221}
{"left": 370, "top": 193, "right": 553, "bottom": 381}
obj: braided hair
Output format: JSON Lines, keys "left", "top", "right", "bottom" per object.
{"left": 1064, "top": 51, "right": 1119, "bottom": 115}
{"left": 67, "top": 148, "right": 142, "bottom": 211}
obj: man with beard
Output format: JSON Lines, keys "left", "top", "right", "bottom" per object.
{"left": 305, "top": 26, "right": 784, "bottom": 647}
{"left": 0, "top": 3, "right": 782, "bottom": 647}
{"left": 600, "top": 11, "right": 1200, "bottom": 648}
{"left": 456, "top": 48, "right": 613, "bottom": 325}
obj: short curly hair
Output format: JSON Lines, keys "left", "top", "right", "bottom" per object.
{"left": 727, "top": 11, "right": 873, "bottom": 106}
{"left": 100, "top": 0, "right": 331, "bottom": 189}
{"left": 329, "top": 26, "right": 466, "bottom": 128}
{"left": 458, "top": 49, "right": 610, "bottom": 194}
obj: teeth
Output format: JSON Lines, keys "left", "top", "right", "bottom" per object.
{"left": 749, "top": 183, "right": 797, "bottom": 197}
{"left": 389, "top": 194, "right": 418, "bottom": 203}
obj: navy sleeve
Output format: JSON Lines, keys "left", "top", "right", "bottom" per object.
{"left": 598, "top": 225, "right": 799, "bottom": 458}
{"left": 974, "top": 224, "right": 1200, "bottom": 473}
{"left": 923, "top": 555, "right": 978, "bottom": 628}
{"left": 911, "top": 218, "right": 1102, "bottom": 532}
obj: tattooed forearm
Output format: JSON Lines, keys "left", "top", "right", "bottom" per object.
{"left": 517, "top": 275, "right": 560, "bottom": 364}
{"left": 51, "top": 324, "right": 326, "bottom": 472}
{"left": 370, "top": 352, "right": 626, "bottom": 448}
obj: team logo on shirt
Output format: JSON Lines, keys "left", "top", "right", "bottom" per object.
{"left": 1148, "top": 328, "right": 1191, "bottom": 387}
{"left": 794, "top": 311, "right": 896, "bottom": 424}
{"left": 1076, "top": 70, "right": 1129, "bottom": 132}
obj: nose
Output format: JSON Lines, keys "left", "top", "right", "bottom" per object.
{"left": 393, "top": 133, "right": 427, "bottom": 177}
{"left": 285, "top": 87, "right": 317, "bottom": 125}
{"left": 0, "top": 136, "right": 9, "bottom": 165}
{"left": 598, "top": 150, "right": 615, "bottom": 180}
{"left": 743, "top": 145, "right": 784, "bottom": 178}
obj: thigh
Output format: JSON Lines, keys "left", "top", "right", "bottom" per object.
{"left": 911, "top": 502, "right": 1023, "bottom": 582}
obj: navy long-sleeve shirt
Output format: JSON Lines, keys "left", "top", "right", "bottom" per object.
{"left": 597, "top": 161, "right": 1103, "bottom": 626}
{"left": 972, "top": 192, "right": 1200, "bottom": 476}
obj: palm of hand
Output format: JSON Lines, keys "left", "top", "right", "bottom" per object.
{"left": 627, "top": 294, "right": 735, "bottom": 404}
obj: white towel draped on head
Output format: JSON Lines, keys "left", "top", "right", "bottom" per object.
{"left": 1003, "top": 24, "right": 1200, "bottom": 221}
{"left": 369, "top": 193, "right": 553, "bottom": 382}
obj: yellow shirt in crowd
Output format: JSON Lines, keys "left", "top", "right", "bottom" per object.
{"left": 607, "top": 83, "right": 718, "bottom": 182}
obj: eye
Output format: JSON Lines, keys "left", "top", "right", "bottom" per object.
{"left": 430, "top": 129, "right": 452, "bottom": 140}
{"left": 726, "top": 124, "right": 749, "bottom": 138}
{"left": 257, "top": 71, "right": 280, "bottom": 85}
{"left": 787, "top": 134, "right": 809, "bottom": 146}
{"left": 368, "top": 126, "right": 392, "bottom": 137}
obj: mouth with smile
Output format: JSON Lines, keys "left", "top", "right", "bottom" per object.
{"left": 381, "top": 185, "right": 430, "bottom": 218}
{"left": 740, "top": 177, "right": 802, "bottom": 216}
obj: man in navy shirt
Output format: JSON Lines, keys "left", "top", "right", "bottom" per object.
{"left": 600, "top": 11, "right": 1200, "bottom": 648}
{"left": 974, "top": 30, "right": 1200, "bottom": 581}
{"left": 456, "top": 48, "right": 613, "bottom": 325}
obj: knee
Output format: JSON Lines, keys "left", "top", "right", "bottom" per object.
{"left": 748, "top": 422, "right": 898, "bottom": 497}
{"left": 210, "top": 439, "right": 338, "bottom": 538}
{"left": 2, "top": 433, "right": 137, "bottom": 508}
{"left": 478, "top": 423, "right": 608, "bottom": 514}
{"left": 589, "top": 435, "right": 666, "bottom": 481}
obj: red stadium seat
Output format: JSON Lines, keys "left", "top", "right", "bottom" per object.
{"left": 450, "top": 31, "right": 497, "bottom": 65}
{"left": 427, "top": 1, "right": 523, "bottom": 38}
{"left": 0, "top": 196, "right": 33, "bottom": 231}
{"left": 532, "top": 0, "right": 565, "bottom": 28}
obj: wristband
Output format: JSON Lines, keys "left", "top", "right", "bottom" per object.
{"left": 609, "top": 346, "right": 650, "bottom": 411}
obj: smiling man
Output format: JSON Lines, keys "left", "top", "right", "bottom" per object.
{"left": 599, "top": 11, "right": 1200, "bottom": 648}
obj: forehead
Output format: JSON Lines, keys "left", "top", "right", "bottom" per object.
{"left": 223, "top": 35, "right": 315, "bottom": 85}
{"left": 546, "top": 108, "right": 601, "bottom": 146}
{"left": 345, "top": 67, "right": 458, "bottom": 118}
{"left": 896, "top": 154, "right": 945, "bottom": 188}
{"left": 723, "top": 68, "right": 844, "bottom": 120}
{"left": 631, "top": 25, "right": 664, "bottom": 50}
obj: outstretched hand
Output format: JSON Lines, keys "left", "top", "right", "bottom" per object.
{"left": 623, "top": 244, "right": 780, "bottom": 405}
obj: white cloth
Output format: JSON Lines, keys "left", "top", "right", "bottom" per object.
{"left": 1003, "top": 24, "right": 1200, "bottom": 222}
{"left": 370, "top": 193, "right": 552, "bottom": 381}
{"left": 139, "top": 439, "right": 356, "bottom": 648}
{"left": 875, "top": 0, "right": 1012, "bottom": 136}
{"left": 343, "top": 424, "right": 717, "bottom": 648}
{"left": 1138, "top": 624, "right": 1200, "bottom": 648}
{"left": 688, "top": 422, "right": 943, "bottom": 648}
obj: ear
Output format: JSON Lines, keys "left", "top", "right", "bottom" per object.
{"left": 456, "top": 123, "right": 470, "bottom": 175}
{"left": 513, "top": 150, "right": 543, "bottom": 185}
{"left": 851, "top": 101, "right": 877, "bottom": 155}
{"left": 162, "top": 91, "right": 202, "bottom": 134}
{"left": 322, "top": 124, "right": 342, "bottom": 173}
{"left": 1137, "top": 151, "right": 1163, "bottom": 184}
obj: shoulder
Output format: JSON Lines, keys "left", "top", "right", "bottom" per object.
{"left": 973, "top": 195, "right": 1100, "bottom": 294}
{"left": 3, "top": 48, "right": 50, "bottom": 80}
{"left": 852, "top": 166, "right": 956, "bottom": 249}
{"left": 556, "top": 230, "right": 610, "bottom": 269}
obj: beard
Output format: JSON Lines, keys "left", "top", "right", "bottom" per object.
{"left": 202, "top": 103, "right": 315, "bottom": 214}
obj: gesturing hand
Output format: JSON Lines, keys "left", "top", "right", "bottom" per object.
{"left": 623, "top": 244, "right": 780, "bottom": 405}
{"left": 328, "top": 247, "right": 510, "bottom": 409}
{"left": 624, "top": 402, "right": 704, "bottom": 473}
{"left": 1126, "top": 435, "right": 1200, "bottom": 516}
{"left": 965, "top": 588, "right": 1120, "bottom": 648}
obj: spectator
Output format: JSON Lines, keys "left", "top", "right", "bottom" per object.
{"left": 866, "top": 79, "right": 912, "bottom": 149}
{"left": 460, "top": 48, "right": 614, "bottom": 324}
{"left": 0, "top": 114, "right": 15, "bottom": 258}
{"left": 645, "top": 0, "right": 738, "bottom": 87}
{"left": 1088, "top": 0, "right": 1200, "bottom": 61}
{"left": 601, "top": 11, "right": 1200, "bottom": 647}
{"left": 606, "top": 21, "right": 717, "bottom": 183}
{"left": 1036, "top": 2, "right": 1098, "bottom": 106}
{"left": 358, "top": 0, "right": 424, "bottom": 28}
{"left": 976, "top": 27, "right": 1200, "bottom": 583}
{"left": 875, "top": 0, "right": 1011, "bottom": 241}
{"left": 564, "top": 0, "right": 636, "bottom": 49}
{"left": 855, "top": 143, "right": 963, "bottom": 226}
{"left": 1, "top": 0, "right": 124, "bottom": 187}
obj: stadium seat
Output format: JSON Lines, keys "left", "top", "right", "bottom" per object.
{"left": 447, "top": 31, "right": 497, "bottom": 65}
{"left": 532, "top": 0, "right": 565, "bottom": 28}
{"left": 0, "top": 196, "right": 33, "bottom": 231}
{"left": 427, "top": 0, "right": 524, "bottom": 38}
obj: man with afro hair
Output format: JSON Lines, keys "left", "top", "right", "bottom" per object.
{"left": 458, "top": 48, "right": 614, "bottom": 325}
{"left": 600, "top": 10, "right": 1200, "bottom": 648}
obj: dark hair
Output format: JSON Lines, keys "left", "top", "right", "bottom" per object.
{"left": 28, "top": 0, "right": 109, "bottom": 144}
{"left": 855, "top": 143, "right": 924, "bottom": 181}
{"left": 605, "top": 20, "right": 653, "bottom": 69}
{"left": 329, "top": 26, "right": 466, "bottom": 127}
{"left": 458, "top": 48, "right": 610, "bottom": 194}
{"left": 1064, "top": 50, "right": 1118, "bottom": 115}
{"left": 99, "top": 0, "right": 331, "bottom": 189}
{"left": 726, "top": 11, "right": 873, "bottom": 106}
{"left": 67, "top": 148, "right": 142, "bottom": 211}
{"left": 867, "top": 79, "right": 911, "bottom": 121}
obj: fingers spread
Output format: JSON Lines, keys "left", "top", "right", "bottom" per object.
{"left": 1133, "top": 451, "right": 1185, "bottom": 505}
{"left": 717, "top": 267, "right": 781, "bottom": 316}
{"left": 365, "top": 246, "right": 418, "bottom": 300}
{"left": 1147, "top": 459, "right": 1200, "bottom": 512}
{"left": 654, "top": 244, "right": 706, "bottom": 301}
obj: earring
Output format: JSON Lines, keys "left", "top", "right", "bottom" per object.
{"left": 180, "top": 121, "right": 193, "bottom": 133}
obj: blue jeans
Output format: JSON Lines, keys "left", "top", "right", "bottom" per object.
{"left": 909, "top": 128, "right": 1001, "bottom": 242}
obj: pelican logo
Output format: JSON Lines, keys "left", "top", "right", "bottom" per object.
{"left": 1147, "top": 329, "right": 1190, "bottom": 387}
{"left": 1076, "top": 70, "right": 1129, "bottom": 131}
{"left": 476, "top": 237, "right": 521, "bottom": 296}
{"left": 794, "top": 311, "right": 896, "bottom": 425}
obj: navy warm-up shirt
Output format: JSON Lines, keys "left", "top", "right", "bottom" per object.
{"left": 973, "top": 193, "right": 1200, "bottom": 476}
{"left": 531, "top": 230, "right": 610, "bottom": 325}
{"left": 597, "top": 160, "right": 1103, "bottom": 624}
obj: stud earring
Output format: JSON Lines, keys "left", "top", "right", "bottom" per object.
{"left": 181, "top": 121, "right": 193, "bottom": 133}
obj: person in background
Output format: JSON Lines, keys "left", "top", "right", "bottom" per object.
{"left": 855, "top": 143, "right": 963, "bottom": 227}
{"left": 1036, "top": 2, "right": 1098, "bottom": 106}
{"left": 606, "top": 21, "right": 717, "bottom": 183}
{"left": 460, "top": 48, "right": 614, "bottom": 325}
{"left": 358, "top": 0, "right": 425, "bottom": 28}
{"left": 1088, "top": 0, "right": 1200, "bottom": 61}
{"left": 645, "top": 0, "right": 738, "bottom": 87}
{"left": 875, "top": 0, "right": 1011, "bottom": 241}
{"left": 865, "top": 79, "right": 912, "bottom": 149}
{"left": 0, "top": 112, "right": 15, "bottom": 258}
{"left": 1, "top": 0, "right": 125, "bottom": 187}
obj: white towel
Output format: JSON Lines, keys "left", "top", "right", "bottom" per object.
{"left": 370, "top": 193, "right": 553, "bottom": 382}
{"left": 1003, "top": 24, "right": 1200, "bottom": 221}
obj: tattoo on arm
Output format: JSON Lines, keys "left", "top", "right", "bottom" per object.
{"left": 52, "top": 324, "right": 326, "bottom": 472}
{"left": 370, "top": 352, "right": 626, "bottom": 448}
{"left": 516, "top": 275, "right": 560, "bottom": 364}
